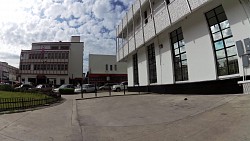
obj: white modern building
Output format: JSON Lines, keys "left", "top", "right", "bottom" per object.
{"left": 19, "top": 36, "right": 84, "bottom": 86}
{"left": 0, "top": 61, "right": 19, "bottom": 84}
{"left": 116, "top": 0, "right": 250, "bottom": 94}
{"left": 88, "top": 54, "right": 127, "bottom": 86}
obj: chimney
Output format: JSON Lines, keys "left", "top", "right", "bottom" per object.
{"left": 71, "top": 36, "right": 80, "bottom": 42}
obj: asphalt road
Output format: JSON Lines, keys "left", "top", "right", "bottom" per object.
{"left": 1, "top": 92, "right": 250, "bottom": 141}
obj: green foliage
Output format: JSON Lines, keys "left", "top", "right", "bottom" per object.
{"left": 0, "top": 91, "right": 50, "bottom": 99}
{"left": 59, "top": 88, "right": 74, "bottom": 94}
{"left": 0, "top": 91, "right": 58, "bottom": 112}
{"left": 0, "top": 84, "right": 14, "bottom": 91}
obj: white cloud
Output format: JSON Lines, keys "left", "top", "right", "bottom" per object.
{"left": 0, "top": 0, "right": 135, "bottom": 73}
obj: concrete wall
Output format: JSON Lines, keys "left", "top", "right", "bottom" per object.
{"left": 68, "top": 42, "right": 83, "bottom": 79}
{"left": 182, "top": 1, "right": 219, "bottom": 82}
{"left": 137, "top": 47, "right": 149, "bottom": 86}
{"left": 127, "top": 55, "right": 134, "bottom": 86}
{"left": 117, "top": 0, "right": 214, "bottom": 59}
{"left": 223, "top": 0, "right": 250, "bottom": 76}
{"left": 32, "top": 44, "right": 50, "bottom": 50}
{"left": 126, "top": 0, "right": 250, "bottom": 87}
{"left": 89, "top": 54, "right": 127, "bottom": 74}
{"left": 157, "top": 31, "right": 174, "bottom": 84}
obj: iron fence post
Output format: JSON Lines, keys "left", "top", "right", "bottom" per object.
{"left": 21, "top": 98, "right": 24, "bottom": 109}
{"left": 124, "top": 84, "right": 125, "bottom": 95}
{"left": 109, "top": 85, "right": 111, "bottom": 96}
{"left": 95, "top": 83, "right": 97, "bottom": 97}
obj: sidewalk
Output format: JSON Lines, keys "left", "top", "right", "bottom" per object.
{"left": 77, "top": 91, "right": 147, "bottom": 99}
{"left": 76, "top": 93, "right": 250, "bottom": 141}
{"left": 0, "top": 93, "right": 250, "bottom": 141}
{"left": 0, "top": 94, "right": 82, "bottom": 141}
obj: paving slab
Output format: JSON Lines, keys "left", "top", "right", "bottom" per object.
{"left": 1, "top": 92, "right": 250, "bottom": 141}
{"left": 0, "top": 94, "right": 82, "bottom": 141}
{"left": 76, "top": 94, "right": 250, "bottom": 141}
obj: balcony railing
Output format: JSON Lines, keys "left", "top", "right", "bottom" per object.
{"left": 154, "top": 4, "right": 171, "bottom": 34}
{"left": 168, "top": 0, "right": 191, "bottom": 23}
{"left": 143, "top": 16, "right": 155, "bottom": 42}
{"left": 135, "top": 27, "right": 144, "bottom": 48}
{"left": 117, "top": 0, "right": 212, "bottom": 61}
{"left": 129, "top": 36, "right": 135, "bottom": 53}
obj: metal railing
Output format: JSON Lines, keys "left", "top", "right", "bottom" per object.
{"left": 0, "top": 97, "right": 58, "bottom": 112}
{"left": 78, "top": 84, "right": 151, "bottom": 99}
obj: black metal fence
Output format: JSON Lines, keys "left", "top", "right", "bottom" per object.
{"left": 0, "top": 97, "right": 58, "bottom": 112}
{"left": 79, "top": 84, "right": 150, "bottom": 99}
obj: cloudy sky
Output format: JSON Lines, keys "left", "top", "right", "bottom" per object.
{"left": 0, "top": 0, "right": 135, "bottom": 72}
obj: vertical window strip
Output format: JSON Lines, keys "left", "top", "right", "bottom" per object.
{"left": 205, "top": 5, "right": 239, "bottom": 76}
{"left": 133, "top": 53, "right": 139, "bottom": 85}
{"left": 106, "top": 64, "right": 108, "bottom": 71}
{"left": 170, "top": 27, "right": 188, "bottom": 81}
{"left": 147, "top": 43, "right": 157, "bottom": 83}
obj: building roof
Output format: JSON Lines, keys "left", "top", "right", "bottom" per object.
{"left": 32, "top": 42, "right": 83, "bottom": 45}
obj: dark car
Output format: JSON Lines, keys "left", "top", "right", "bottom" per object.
{"left": 15, "top": 84, "right": 34, "bottom": 91}
{"left": 32, "top": 84, "right": 53, "bottom": 92}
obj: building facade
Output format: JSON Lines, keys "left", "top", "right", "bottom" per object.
{"left": 116, "top": 0, "right": 250, "bottom": 94}
{"left": 19, "top": 36, "right": 84, "bottom": 86}
{"left": 0, "top": 61, "right": 19, "bottom": 84}
{"left": 88, "top": 54, "right": 127, "bottom": 86}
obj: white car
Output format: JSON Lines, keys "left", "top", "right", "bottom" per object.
{"left": 112, "top": 82, "right": 128, "bottom": 92}
{"left": 74, "top": 84, "right": 97, "bottom": 93}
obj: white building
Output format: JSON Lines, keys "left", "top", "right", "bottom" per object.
{"left": 19, "top": 36, "right": 84, "bottom": 86}
{"left": 88, "top": 54, "right": 127, "bottom": 86}
{"left": 0, "top": 61, "right": 18, "bottom": 84}
{"left": 116, "top": 0, "right": 250, "bottom": 94}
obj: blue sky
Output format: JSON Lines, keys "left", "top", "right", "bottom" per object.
{"left": 0, "top": 0, "right": 135, "bottom": 72}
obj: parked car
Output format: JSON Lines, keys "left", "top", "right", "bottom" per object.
{"left": 32, "top": 84, "right": 53, "bottom": 92}
{"left": 112, "top": 82, "right": 128, "bottom": 92}
{"left": 74, "top": 84, "right": 97, "bottom": 93}
{"left": 99, "top": 83, "right": 118, "bottom": 90}
{"left": 53, "top": 84, "right": 75, "bottom": 93}
{"left": 14, "top": 84, "right": 34, "bottom": 91}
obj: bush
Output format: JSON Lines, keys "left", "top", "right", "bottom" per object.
{"left": 59, "top": 88, "right": 74, "bottom": 94}
{"left": 0, "top": 84, "right": 14, "bottom": 91}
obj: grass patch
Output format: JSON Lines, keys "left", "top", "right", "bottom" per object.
{"left": 0, "top": 91, "right": 56, "bottom": 112}
{"left": 0, "top": 91, "right": 50, "bottom": 99}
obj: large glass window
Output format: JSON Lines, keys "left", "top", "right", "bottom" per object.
{"left": 170, "top": 27, "right": 188, "bottom": 81}
{"left": 147, "top": 43, "right": 157, "bottom": 83}
{"left": 133, "top": 53, "right": 139, "bottom": 85}
{"left": 205, "top": 5, "right": 239, "bottom": 76}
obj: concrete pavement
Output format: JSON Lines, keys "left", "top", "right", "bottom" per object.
{"left": 0, "top": 94, "right": 82, "bottom": 141}
{"left": 0, "top": 92, "right": 250, "bottom": 141}
{"left": 77, "top": 93, "right": 250, "bottom": 141}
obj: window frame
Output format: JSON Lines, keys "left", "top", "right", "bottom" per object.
{"left": 170, "top": 27, "right": 189, "bottom": 81}
{"left": 205, "top": 5, "right": 239, "bottom": 76}
{"left": 147, "top": 43, "right": 157, "bottom": 84}
{"left": 133, "top": 53, "right": 139, "bottom": 85}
